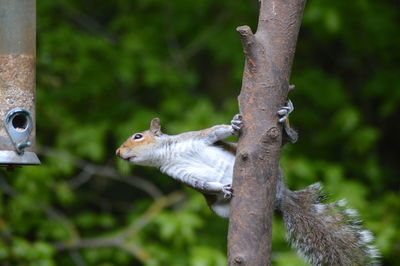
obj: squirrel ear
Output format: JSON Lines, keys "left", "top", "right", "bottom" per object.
{"left": 150, "top": 118, "right": 163, "bottom": 136}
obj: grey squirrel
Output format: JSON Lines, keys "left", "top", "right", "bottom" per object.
{"left": 116, "top": 101, "right": 379, "bottom": 266}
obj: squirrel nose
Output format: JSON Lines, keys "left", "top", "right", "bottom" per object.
{"left": 116, "top": 148, "right": 121, "bottom": 157}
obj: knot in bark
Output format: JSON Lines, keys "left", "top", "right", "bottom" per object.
{"left": 261, "top": 127, "right": 280, "bottom": 144}
{"left": 267, "top": 127, "right": 279, "bottom": 139}
{"left": 240, "top": 152, "right": 249, "bottom": 161}
{"left": 233, "top": 255, "right": 244, "bottom": 264}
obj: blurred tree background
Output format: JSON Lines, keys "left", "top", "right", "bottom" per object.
{"left": 1, "top": 0, "right": 399, "bottom": 265}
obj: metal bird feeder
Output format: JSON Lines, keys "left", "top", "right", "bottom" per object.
{"left": 0, "top": 0, "right": 40, "bottom": 165}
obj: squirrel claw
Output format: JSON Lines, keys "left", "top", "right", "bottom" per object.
{"left": 222, "top": 184, "right": 233, "bottom": 198}
{"left": 278, "top": 100, "right": 294, "bottom": 123}
{"left": 231, "top": 114, "right": 243, "bottom": 135}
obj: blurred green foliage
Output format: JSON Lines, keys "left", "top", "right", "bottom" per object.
{"left": 1, "top": 0, "right": 399, "bottom": 265}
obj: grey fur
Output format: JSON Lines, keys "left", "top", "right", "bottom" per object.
{"left": 117, "top": 111, "right": 380, "bottom": 265}
{"left": 278, "top": 174, "right": 380, "bottom": 266}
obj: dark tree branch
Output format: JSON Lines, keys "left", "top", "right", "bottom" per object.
{"left": 0, "top": 171, "right": 16, "bottom": 196}
{"left": 228, "top": 0, "right": 306, "bottom": 265}
{"left": 38, "top": 146, "right": 163, "bottom": 198}
{"left": 54, "top": 191, "right": 184, "bottom": 263}
{"left": 69, "top": 250, "right": 86, "bottom": 266}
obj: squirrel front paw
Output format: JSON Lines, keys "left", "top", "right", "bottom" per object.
{"left": 231, "top": 114, "right": 243, "bottom": 135}
{"left": 277, "top": 99, "right": 294, "bottom": 123}
{"left": 222, "top": 184, "right": 233, "bottom": 198}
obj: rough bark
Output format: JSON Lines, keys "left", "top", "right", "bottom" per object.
{"left": 227, "top": 1, "right": 307, "bottom": 265}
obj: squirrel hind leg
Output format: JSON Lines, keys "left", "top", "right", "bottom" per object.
{"left": 283, "top": 123, "right": 298, "bottom": 143}
{"left": 278, "top": 100, "right": 298, "bottom": 143}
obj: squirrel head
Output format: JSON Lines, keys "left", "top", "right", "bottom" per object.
{"left": 116, "top": 118, "right": 164, "bottom": 166}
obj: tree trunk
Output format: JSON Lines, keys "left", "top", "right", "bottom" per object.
{"left": 227, "top": 0, "right": 307, "bottom": 265}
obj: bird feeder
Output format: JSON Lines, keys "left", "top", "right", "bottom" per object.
{"left": 0, "top": 0, "right": 40, "bottom": 165}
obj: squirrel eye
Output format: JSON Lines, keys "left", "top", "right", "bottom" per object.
{"left": 133, "top": 134, "right": 143, "bottom": 140}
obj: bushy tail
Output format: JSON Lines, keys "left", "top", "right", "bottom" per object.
{"left": 279, "top": 183, "right": 380, "bottom": 266}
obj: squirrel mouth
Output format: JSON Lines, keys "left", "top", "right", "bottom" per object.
{"left": 128, "top": 156, "right": 136, "bottom": 162}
